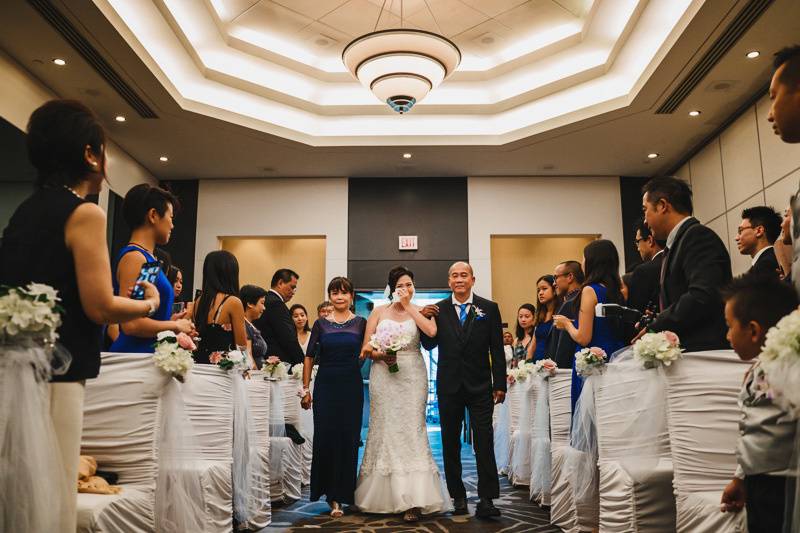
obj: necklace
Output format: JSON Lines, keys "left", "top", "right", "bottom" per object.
{"left": 63, "top": 185, "right": 83, "bottom": 199}
{"left": 330, "top": 311, "right": 354, "bottom": 325}
{"left": 127, "top": 241, "right": 153, "bottom": 254}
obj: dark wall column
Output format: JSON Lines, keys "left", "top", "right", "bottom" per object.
{"left": 619, "top": 176, "right": 650, "bottom": 272}
{"left": 160, "top": 179, "right": 198, "bottom": 299}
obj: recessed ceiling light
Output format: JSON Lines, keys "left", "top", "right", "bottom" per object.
{"left": 647, "top": 153, "right": 659, "bottom": 159}
{"left": 746, "top": 50, "right": 760, "bottom": 59}
{"left": 115, "top": 115, "right": 126, "bottom": 122}
{"left": 402, "top": 153, "right": 412, "bottom": 159}
{"left": 52, "top": 58, "right": 66, "bottom": 66}
{"left": 159, "top": 156, "right": 168, "bottom": 162}
{"left": 688, "top": 110, "right": 701, "bottom": 117}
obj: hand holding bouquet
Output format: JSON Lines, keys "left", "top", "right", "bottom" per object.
{"left": 369, "top": 321, "right": 414, "bottom": 373}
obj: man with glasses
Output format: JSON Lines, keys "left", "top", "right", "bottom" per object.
{"left": 627, "top": 218, "right": 666, "bottom": 314}
{"left": 253, "top": 268, "right": 305, "bottom": 366}
{"left": 547, "top": 260, "right": 584, "bottom": 368}
{"left": 736, "top": 206, "right": 783, "bottom": 277}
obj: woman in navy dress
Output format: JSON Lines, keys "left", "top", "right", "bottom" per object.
{"left": 300, "top": 277, "right": 365, "bottom": 518}
{"left": 531, "top": 274, "right": 559, "bottom": 362}
{"left": 109, "top": 184, "right": 194, "bottom": 353}
{"left": 553, "top": 240, "right": 625, "bottom": 412}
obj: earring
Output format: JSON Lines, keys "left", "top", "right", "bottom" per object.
{"left": 91, "top": 162, "right": 98, "bottom": 167}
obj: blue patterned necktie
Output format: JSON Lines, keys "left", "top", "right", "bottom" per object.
{"left": 458, "top": 303, "right": 469, "bottom": 325}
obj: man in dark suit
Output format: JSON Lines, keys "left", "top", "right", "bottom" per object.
{"left": 253, "top": 268, "right": 305, "bottom": 366}
{"left": 547, "top": 260, "right": 584, "bottom": 368}
{"left": 627, "top": 218, "right": 666, "bottom": 314}
{"left": 421, "top": 262, "right": 506, "bottom": 519}
{"left": 640, "top": 176, "right": 732, "bottom": 351}
{"left": 736, "top": 207, "right": 783, "bottom": 278}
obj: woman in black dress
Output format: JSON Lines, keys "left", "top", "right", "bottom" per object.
{"left": 300, "top": 277, "right": 365, "bottom": 518}
{"left": 0, "top": 99, "right": 160, "bottom": 532}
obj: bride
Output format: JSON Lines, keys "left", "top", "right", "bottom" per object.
{"left": 355, "top": 266, "right": 452, "bottom": 522}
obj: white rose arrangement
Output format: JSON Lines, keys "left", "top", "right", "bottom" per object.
{"left": 575, "top": 347, "right": 608, "bottom": 377}
{"left": 758, "top": 309, "right": 800, "bottom": 416}
{"left": 0, "top": 283, "right": 62, "bottom": 346}
{"left": 263, "top": 356, "right": 289, "bottom": 380}
{"left": 153, "top": 331, "right": 195, "bottom": 382}
{"left": 532, "top": 358, "right": 558, "bottom": 378}
{"left": 633, "top": 331, "right": 682, "bottom": 369}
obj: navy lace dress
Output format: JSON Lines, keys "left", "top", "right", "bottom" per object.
{"left": 307, "top": 316, "right": 366, "bottom": 505}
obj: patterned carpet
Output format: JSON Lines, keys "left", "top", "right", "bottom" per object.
{"left": 262, "top": 428, "right": 560, "bottom": 532}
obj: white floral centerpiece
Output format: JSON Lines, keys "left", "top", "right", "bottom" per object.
{"left": 507, "top": 363, "right": 533, "bottom": 385}
{"left": 153, "top": 331, "right": 195, "bottom": 382}
{"left": 575, "top": 347, "right": 608, "bottom": 377}
{"left": 532, "top": 358, "right": 558, "bottom": 378}
{"left": 210, "top": 349, "right": 250, "bottom": 373}
{"left": 0, "top": 283, "right": 63, "bottom": 347}
{"left": 369, "top": 320, "right": 414, "bottom": 373}
{"left": 263, "top": 355, "right": 288, "bottom": 380}
{"left": 633, "top": 331, "right": 682, "bottom": 369}
{"left": 759, "top": 308, "right": 800, "bottom": 416}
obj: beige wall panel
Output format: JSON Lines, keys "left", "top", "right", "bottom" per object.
{"left": 764, "top": 168, "right": 800, "bottom": 211}
{"left": 720, "top": 108, "right": 764, "bottom": 209}
{"left": 675, "top": 163, "right": 691, "bottom": 184}
{"left": 220, "top": 236, "right": 327, "bottom": 319}
{"left": 490, "top": 235, "right": 596, "bottom": 333}
{"left": 756, "top": 96, "right": 800, "bottom": 187}
{"left": 706, "top": 216, "right": 730, "bottom": 255}
{"left": 725, "top": 192, "right": 766, "bottom": 276}
{"left": 689, "top": 139, "right": 726, "bottom": 223}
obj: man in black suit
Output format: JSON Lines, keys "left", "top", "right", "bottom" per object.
{"left": 735, "top": 206, "right": 783, "bottom": 278}
{"left": 640, "top": 176, "right": 732, "bottom": 351}
{"left": 547, "top": 260, "right": 584, "bottom": 368}
{"left": 421, "top": 262, "right": 506, "bottom": 519}
{"left": 627, "top": 217, "right": 666, "bottom": 314}
{"left": 253, "top": 268, "right": 305, "bottom": 366}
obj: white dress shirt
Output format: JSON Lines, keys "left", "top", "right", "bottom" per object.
{"left": 751, "top": 245, "right": 774, "bottom": 266}
{"left": 269, "top": 289, "right": 284, "bottom": 303}
{"left": 666, "top": 216, "right": 693, "bottom": 250}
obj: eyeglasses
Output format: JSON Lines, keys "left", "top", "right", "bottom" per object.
{"left": 634, "top": 238, "right": 645, "bottom": 246}
{"left": 736, "top": 225, "right": 755, "bottom": 235}
{"left": 554, "top": 273, "right": 568, "bottom": 279}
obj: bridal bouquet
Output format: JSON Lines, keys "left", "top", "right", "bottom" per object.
{"left": 532, "top": 358, "right": 558, "bottom": 378}
{"left": 369, "top": 321, "right": 414, "bottom": 373}
{"left": 633, "top": 331, "right": 682, "bottom": 368}
{"left": 0, "top": 283, "right": 63, "bottom": 346}
{"left": 210, "top": 349, "right": 250, "bottom": 372}
{"left": 758, "top": 308, "right": 800, "bottom": 416}
{"left": 153, "top": 331, "right": 195, "bottom": 382}
{"left": 263, "top": 355, "right": 288, "bottom": 380}
{"left": 575, "top": 347, "right": 608, "bottom": 377}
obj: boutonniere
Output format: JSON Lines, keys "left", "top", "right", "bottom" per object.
{"left": 473, "top": 306, "right": 486, "bottom": 320}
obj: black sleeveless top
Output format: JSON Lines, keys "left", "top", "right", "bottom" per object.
{"left": 195, "top": 295, "right": 236, "bottom": 364}
{"left": 0, "top": 187, "right": 102, "bottom": 382}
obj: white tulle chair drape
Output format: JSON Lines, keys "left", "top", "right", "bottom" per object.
{"left": 244, "top": 372, "right": 272, "bottom": 529}
{"left": 493, "top": 388, "right": 512, "bottom": 475}
{"left": 267, "top": 379, "right": 303, "bottom": 503}
{"left": 663, "top": 350, "right": 750, "bottom": 533}
{"left": 509, "top": 377, "right": 537, "bottom": 486}
{"left": 547, "top": 369, "right": 578, "bottom": 532}
{"left": 530, "top": 376, "right": 552, "bottom": 505}
{"left": 299, "top": 380, "right": 315, "bottom": 486}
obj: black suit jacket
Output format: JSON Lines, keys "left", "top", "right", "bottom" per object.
{"left": 422, "top": 295, "right": 506, "bottom": 396}
{"left": 252, "top": 291, "right": 304, "bottom": 365}
{"left": 749, "top": 247, "right": 781, "bottom": 278}
{"left": 650, "top": 217, "right": 731, "bottom": 352}
{"left": 546, "top": 291, "right": 580, "bottom": 369}
{"left": 627, "top": 251, "right": 665, "bottom": 313}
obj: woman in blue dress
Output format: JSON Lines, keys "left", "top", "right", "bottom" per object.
{"left": 531, "top": 274, "right": 559, "bottom": 362}
{"left": 300, "top": 276, "right": 365, "bottom": 518}
{"left": 109, "top": 184, "right": 194, "bottom": 353}
{"left": 553, "top": 240, "right": 625, "bottom": 412}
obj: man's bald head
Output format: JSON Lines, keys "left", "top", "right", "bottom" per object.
{"left": 448, "top": 261, "right": 474, "bottom": 276}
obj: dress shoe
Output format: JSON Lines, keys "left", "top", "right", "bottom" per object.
{"left": 285, "top": 423, "right": 306, "bottom": 445}
{"left": 452, "top": 497, "right": 468, "bottom": 515}
{"left": 475, "top": 498, "right": 501, "bottom": 519}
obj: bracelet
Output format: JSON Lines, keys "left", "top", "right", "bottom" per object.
{"left": 145, "top": 299, "right": 157, "bottom": 317}
{"left": 300, "top": 388, "right": 310, "bottom": 397}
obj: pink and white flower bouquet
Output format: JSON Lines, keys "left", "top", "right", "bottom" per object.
{"left": 153, "top": 331, "right": 195, "bottom": 382}
{"left": 369, "top": 320, "right": 414, "bottom": 373}
{"left": 758, "top": 309, "right": 800, "bottom": 416}
{"left": 633, "top": 331, "right": 682, "bottom": 368}
{"left": 262, "top": 355, "right": 288, "bottom": 380}
{"left": 575, "top": 347, "right": 608, "bottom": 377}
{"left": 532, "top": 358, "right": 558, "bottom": 378}
{"left": 210, "top": 348, "right": 250, "bottom": 373}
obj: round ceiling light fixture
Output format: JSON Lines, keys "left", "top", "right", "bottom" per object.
{"left": 342, "top": 3, "right": 460, "bottom": 114}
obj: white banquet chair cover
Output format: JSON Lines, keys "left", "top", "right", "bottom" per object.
{"left": 548, "top": 370, "right": 578, "bottom": 532}
{"left": 78, "top": 353, "right": 179, "bottom": 532}
{"left": 268, "top": 378, "right": 302, "bottom": 503}
{"left": 663, "top": 350, "right": 750, "bottom": 533}
{"left": 530, "top": 376, "right": 551, "bottom": 505}
{"left": 493, "top": 387, "right": 512, "bottom": 475}
{"left": 594, "top": 359, "right": 676, "bottom": 532}
{"left": 509, "top": 377, "right": 537, "bottom": 486}
{"left": 245, "top": 371, "right": 272, "bottom": 528}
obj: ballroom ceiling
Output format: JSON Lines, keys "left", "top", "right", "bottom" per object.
{"left": 0, "top": 0, "right": 798, "bottom": 179}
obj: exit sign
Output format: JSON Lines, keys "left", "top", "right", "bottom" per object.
{"left": 399, "top": 235, "right": 418, "bottom": 250}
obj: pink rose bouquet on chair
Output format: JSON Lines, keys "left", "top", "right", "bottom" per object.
{"left": 574, "top": 347, "right": 608, "bottom": 377}
{"left": 369, "top": 320, "right": 414, "bottom": 373}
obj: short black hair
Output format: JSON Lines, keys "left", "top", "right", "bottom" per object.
{"left": 742, "top": 205, "right": 783, "bottom": 244}
{"left": 387, "top": 266, "right": 414, "bottom": 300}
{"left": 722, "top": 272, "right": 798, "bottom": 330}
{"left": 633, "top": 218, "right": 666, "bottom": 248}
{"left": 240, "top": 284, "right": 267, "bottom": 309}
{"left": 558, "top": 260, "right": 585, "bottom": 284}
{"left": 327, "top": 276, "right": 354, "bottom": 297}
{"left": 122, "top": 183, "right": 180, "bottom": 230}
{"left": 642, "top": 176, "right": 693, "bottom": 215}
{"left": 271, "top": 268, "right": 299, "bottom": 288}
{"left": 26, "top": 99, "right": 106, "bottom": 189}
{"left": 774, "top": 45, "right": 800, "bottom": 87}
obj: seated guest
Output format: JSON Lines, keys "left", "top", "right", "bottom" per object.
{"left": 553, "top": 240, "right": 626, "bottom": 412}
{"left": 167, "top": 264, "right": 184, "bottom": 301}
{"left": 240, "top": 284, "right": 268, "bottom": 368}
{"left": 627, "top": 217, "right": 666, "bottom": 314}
{"left": 531, "top": 274, "right": 559, "bottom": 362}
{"left": 512, "top": 303, "right": 536, "bottom": 366}
{"left": 110, "top": 184, "right": 194, "bottom": 353}
{"left": 547, "top": 260, "right": 584, "bottom": 368}
{"left": 253, "top": 269, "right": 305, "bottom": 366}
{"left": 641, "top": 176, "right": 732, "bottom": 351}
{"left": 317, "top": 301, "right": 334, "bottom": 320}
{"left": 720, "top": 273, "right": 799, "bottom": 533}
{"left": 192, "top": 251, "right": 253, "bottom": 368}
{"left": 291, "top": 304, "right": 312, "bottom": 355}
{"left": 735, "top": 206, "right": 782, "bottom": 277}
{"left": 502, "top": 331, "right": 514, "bottom": 368}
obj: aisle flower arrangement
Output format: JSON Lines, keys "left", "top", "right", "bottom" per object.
{"left": 0, "top": 283, "right": 62, "bottom": 346}
{"left": 210, "top": 349, "right": 250, "bottom": 372}
{"left": 633, "top": 331, "right": 682, "bottom": 368}
{"left": 575, "top": 347, "right": 607, "bottom": 377}
{"left": 263, "top": 355, "right": 288, "bottom": 380}
{"left": 532, "top": 358, "right": 558, "bottom": 378}
{"left": 153, "top": 331, "right": 195, "bottom": 382}
{"left": 759, "top": 308, "right": 800, "bottom": 416}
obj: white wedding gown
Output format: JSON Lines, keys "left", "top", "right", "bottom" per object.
{"left": 354, "top": 319, "right": 453, "bottom": 514}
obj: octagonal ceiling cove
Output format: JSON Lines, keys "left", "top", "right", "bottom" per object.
{"left": 94, "top": 0, "right": 703, "bottom": 146}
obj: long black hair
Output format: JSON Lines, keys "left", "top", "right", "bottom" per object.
{"left": 579, "top": 239, "right": 623, "bottom": 308}
{"left": 194, "top": 250, "right": 240, "bottom": 328}
{"left": 515, "top": 303, "right": 537, "bottom": 341}
{"left": 534, "top": 274, "right": 559, "bottom": 325}
{"left": 387, "top": 266, "right": 414, "bottom": 300}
